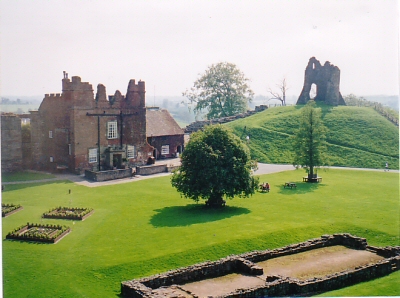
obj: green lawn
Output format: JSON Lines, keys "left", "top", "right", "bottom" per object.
{"left": 227, "top": 104, "right": 399, "bottom": 169}
{"left": 1, "top": 171, "right": 55, "bottom": 182}
{"left": 2, "top": 169, "right": 399, "bottom": 297}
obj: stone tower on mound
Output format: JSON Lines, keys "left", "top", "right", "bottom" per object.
{"left": 297, "top": 57, "right": 346, "bottom": 106}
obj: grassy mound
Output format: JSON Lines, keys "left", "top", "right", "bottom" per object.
{"left": 227, "top": 104, "right": 399, "bottom": 169}
{"left": 2, "top": 169, "right": 398, "bottom": 297}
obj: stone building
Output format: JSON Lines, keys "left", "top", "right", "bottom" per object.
{"left": 146, "top": 107, "right": 185, "bottom": 159}
{"left": 1, "top": 114, "right": 23, "bottom": 172}
{"left": 29, "top": 73, "right": 155, "bottom": 174}
{"left": 297, "top": 57, "right": 346, "bottom": 106}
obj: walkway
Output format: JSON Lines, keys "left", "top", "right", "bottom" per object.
{"left": 2, "top": 159, "right": 397, "bottom": 188}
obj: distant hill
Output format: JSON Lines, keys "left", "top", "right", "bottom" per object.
{"left": 226, "top": 104, "right": 399, "bottom": 170}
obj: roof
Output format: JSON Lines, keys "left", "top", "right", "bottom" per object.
{"left": 146, "top": 108, "right": 184, "bottom": 137}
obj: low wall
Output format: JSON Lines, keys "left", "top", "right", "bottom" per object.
{"left": 136, "top": 164, "right": 167, "bottom": 176}
{"left": 85, "top": 168, "right": 132, "bottom": 182}
{"left": 121, "top": 234, "right": 400, "bottom": 297}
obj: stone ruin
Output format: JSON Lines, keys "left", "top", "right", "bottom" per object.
{"left": 121, "top": 233, "right": 400, "bottom": 297}
{"left": 297, "top": 57, "right": 346, "bottom": 106}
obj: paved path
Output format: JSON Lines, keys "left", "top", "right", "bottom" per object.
{"left": 2, "top": 159, "right": 397, "bottom": 188}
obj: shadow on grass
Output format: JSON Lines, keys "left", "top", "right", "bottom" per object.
{"left": 278, "top": 182, "right": 325, "bottom": 195}
{"left": 150, "top": 204, "right": 250, "bottom": 227}
{"left": 1, "top": 180, "right": 72, "bottom": 192}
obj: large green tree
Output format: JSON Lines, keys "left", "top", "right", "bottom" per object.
{"left": 292, "top": 101, "right": 328, "bottom": 180}
{"left": 183, "top": 62, "right": 254, "bottom": 119}
{"left": 171, "top": 125, "right": 259, "bottom": 207}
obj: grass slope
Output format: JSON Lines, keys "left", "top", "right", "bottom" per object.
{"left": 227, "top": 104, "right": 399, "bottom": 169}
{"left": 2, "top": 169, "right": 399, "bottom": 297}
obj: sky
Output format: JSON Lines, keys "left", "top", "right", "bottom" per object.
{"left": 1, "top": 0, "right": 399, "bottom": 99}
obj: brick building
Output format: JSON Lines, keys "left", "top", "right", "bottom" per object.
{"left": 146, "top": 107, "right": 185, "bottom": 159}
{"left": 30, "top": 73, "right": 155, "bottom": 174}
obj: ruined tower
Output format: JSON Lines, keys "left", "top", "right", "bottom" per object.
{"left": 297, "top": 57, "right": 346, "bottom": 106}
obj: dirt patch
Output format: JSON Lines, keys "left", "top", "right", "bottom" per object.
{"left": 181, "top": 273, "right": 264, "bottom": 297}
{"left": 258, "top": 245, "right": 384, "bottom": 280}
{"left": 176, "top": 246, "right": 384, "bottom": 298}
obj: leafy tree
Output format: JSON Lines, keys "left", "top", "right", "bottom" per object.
{"left": 292, "top": 101, "right": 328, "bottom": 180}
{"left": 183, "top": 62, "right": 254, "bottom": 119}
{"left": 343, "top": 94, "right": 367, "bottom": 106}
{"left": 171, "top": 125, "right": 259, "bottom": 207}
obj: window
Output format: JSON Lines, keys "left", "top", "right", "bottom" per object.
{"left": 89, "top": 148, "right": 97, "bottom": 163}
{"left": 127, "top": 145, "right": 135, "bottom": 158}
{"left": 68, "top": 144, "right": 72, "bottom": 155}
{"left": 107, "top": 121, "right": 118, "bottom": 139}
{"left": 49, "top": 131, "right": 53, "bottom": 138}
{"left": 161, "top": 145, "right": 170, "bottom": 155}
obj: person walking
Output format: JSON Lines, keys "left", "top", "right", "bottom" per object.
{"left": 385, "top": 162, "right": 389, "bottom": 171}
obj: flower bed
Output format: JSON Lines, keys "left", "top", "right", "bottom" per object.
{"left": 42, "top": 207, "right": 94, "bottom": 221}
{"left": 2, "top": 203, "right": 23, "bottom": 217}
{"left": 6, "top": 223, "right": 70, "bottom": 243}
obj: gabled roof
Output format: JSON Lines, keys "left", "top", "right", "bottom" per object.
{"left": 146, "top": 108, "right": 184, "bottom": 137}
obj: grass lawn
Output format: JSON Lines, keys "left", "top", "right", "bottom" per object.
{"left": 1, "top": 169, "right": 399, "bottom": 297}
{"left": 1, "top": 171, "right": 55, "bottom": 182}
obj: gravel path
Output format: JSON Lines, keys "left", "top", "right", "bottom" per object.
{"left": 2, "top": 159, "right": 397, "bottom": 188}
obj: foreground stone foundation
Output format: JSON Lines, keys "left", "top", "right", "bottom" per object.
{"left": 121, "top": 234, "right": 400, "bottom": 297}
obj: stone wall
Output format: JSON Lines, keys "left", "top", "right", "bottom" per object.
{"left": 85, "top": 168, "right": 132, "bottom": 182}
{"left": 136, "top": 164, "right": 167, "bottom": 175}
{"left": 121, "top": 234, "right": 400, "bottom": 297}
{"left": 184, "top": 105, "right": 268, "bottom": 134}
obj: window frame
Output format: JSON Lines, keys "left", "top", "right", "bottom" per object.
{"left": 88, "top": 148, "right": 98, "bottom": 163}
{"left": 161, "top": 145, "right": 170, "bottom": 155}
{"left": 127, "top": 145, "right": 135, "bottom": 159}
{"left": 107, "top": 121, "right": 118, "bottom": 139}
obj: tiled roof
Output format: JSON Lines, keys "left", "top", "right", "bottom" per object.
{"left": 146, "top": 108, "right": 184, "bottom": 137}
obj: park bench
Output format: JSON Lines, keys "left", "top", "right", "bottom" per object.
{"left": 284, "top": 182, "right": 297, "bottom": 189}
{"left": 303, "top": 176, "right": 322, "bottom": 182}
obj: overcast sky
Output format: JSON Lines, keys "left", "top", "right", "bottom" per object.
{"left": 1, "top": 0, "right": 399, "bottom": 99}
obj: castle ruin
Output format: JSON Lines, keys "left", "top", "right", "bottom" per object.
{"left": 297, "top": 57, "right": 346, "bottom": 106}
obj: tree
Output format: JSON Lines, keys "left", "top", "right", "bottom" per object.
{"left": 268, "top": 78, "right": 288, "bottom": 106}
{"left": 183, "top": 62, "right": 254, "bottom": 119}
{"left": 171, "top": 125, "right": 259, "bottom": 207}
{"left": 292, "top": 101, "right": 327, "bottom": 181}
{"left": 343, "top": 94, "right": 367, "bottom": 106}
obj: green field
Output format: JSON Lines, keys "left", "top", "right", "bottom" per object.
{"left": 2, "top": 169, "right": 399, "bottom": 297}
{"left": 227, "top": 104, "right": 399, "bottom": 170}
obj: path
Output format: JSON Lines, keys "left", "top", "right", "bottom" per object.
{"left": 2, "top": 159, "right": 398, "bottom": 188}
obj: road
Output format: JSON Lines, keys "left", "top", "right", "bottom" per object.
{"left": 2, "top": 158, "right": 397, "bottom": 188}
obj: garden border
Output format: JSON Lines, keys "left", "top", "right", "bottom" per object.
{"left": 6, "top": 224, "right": 71, "bottom": 244}
{"left": 2, "top": 205, "right": 23, "bottom": 217}
{"left": 42, "top": 207, "right": 94, "bottom": 221}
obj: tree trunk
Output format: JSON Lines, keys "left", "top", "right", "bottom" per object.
{"left": 206, "top": 193, "right": 225, "bottom": 208}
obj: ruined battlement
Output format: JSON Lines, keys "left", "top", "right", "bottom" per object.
{"left": 44, "top": 93, "right": 62, "bottom": 98}
{"left": 62, "top": 73, "right": 93, "bottom": 92}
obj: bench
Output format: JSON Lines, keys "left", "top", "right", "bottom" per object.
{"left": 284, "top": 182, "right": 297, "bottom": 189}
{"left": 303, "top": 176, "right": 322, "bottom": 183}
